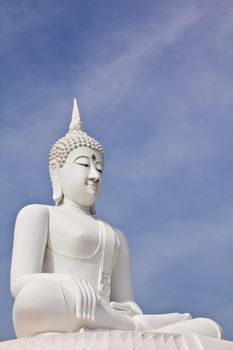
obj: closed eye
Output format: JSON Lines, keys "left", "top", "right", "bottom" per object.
{"left": 77, "top": 163, "right": 89, "bottom": 167}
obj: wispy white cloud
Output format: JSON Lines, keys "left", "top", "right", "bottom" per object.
{"left": 0, "top": 1, "right": 66, "bottom": 53}
{"left": 0, "top": 1, "right": 205, "bottom": 208}
{"left": 131, "top": 209, "right": 233, "bottom": 317}
{"left": 1, "top": 3, "right": 203, "bottom": 127}
{"left": 72, "top": 4, "right": 203, "bottom": 123}
{"left": 0, "top": 2, "right": 43, "bottom": 52}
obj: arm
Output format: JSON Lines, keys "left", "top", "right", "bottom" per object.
{"left": 110, "top": 228, "right": 143, "bottom": 316}
{"left": 10, "top": 204, "right": 73, "bottom": 297}
{"left": 11, "top": 204, "right": 98, "bottom": 321}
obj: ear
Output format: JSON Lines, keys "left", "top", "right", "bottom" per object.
{"left": 49, "top": 161, "right": 63, "bottom": 205}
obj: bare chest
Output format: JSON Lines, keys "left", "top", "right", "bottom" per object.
{"left": 47, "top": 208, "right": 101, "bottom": 259}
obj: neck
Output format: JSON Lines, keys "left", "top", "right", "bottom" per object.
{"left": 60, "top": 198, "right": 92, "bottom": 216}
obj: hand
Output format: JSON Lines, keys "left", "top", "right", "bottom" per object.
{"left": 68, "top": 277, "right": 101, "bottom": 321}
{"left": 110, "top": 301, "right": 143, "bottom": 317}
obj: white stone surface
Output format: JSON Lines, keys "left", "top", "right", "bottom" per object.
{"left": 9, "top": 100, "right": 227, "bottom": 340}
{"left": 1, "top": 332, "right": 233, "bottom": 350}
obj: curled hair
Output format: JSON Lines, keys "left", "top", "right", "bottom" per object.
{"left": 49, "top": 130, "right": 104, "bottom": 168}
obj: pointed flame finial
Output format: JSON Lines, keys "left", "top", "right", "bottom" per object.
{"left": 69, "top": 98, "right": 84, "bottom": 131}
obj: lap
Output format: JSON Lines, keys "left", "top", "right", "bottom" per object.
{"left": 13, "top": 280, "right": 222, "bottom": 339}
{"left": 13, "top": 280, "right": 135, "bottom": 337}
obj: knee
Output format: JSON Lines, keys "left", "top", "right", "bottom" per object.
{"left": 14, "top": 280, "right": 60, "bottom": 318}
{"left": 195, "top": 318, "right": 223, "bottom": 339}
{"left": 13, "top": 280, "right": 77, "bottom": 337}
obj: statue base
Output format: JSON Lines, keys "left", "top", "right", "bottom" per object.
{"left": 1, "top": 331, "right": 233, "bottom": 350}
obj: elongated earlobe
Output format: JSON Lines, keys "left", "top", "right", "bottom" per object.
{"left": 49, "top": 162, "right": 63, "bottom": 205}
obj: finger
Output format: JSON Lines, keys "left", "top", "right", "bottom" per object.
{"left": 72, "top": 279, "right": 82, "bottom": 319}
{"left": 110, "top": 302, "right": 128, "bottom": 311}
{"left": 87, "top": 281, "right": 96, "bottom": 321}
{"left": 80, "top": 279, "right": 89, "bottom": 319}
{"left": 81, "top": 279, "right": 92, "bottom": 320}
{"left": 110, "top": 301, "right": 119, "bottom": 309}
{"left": 75, "top": 278, "right": 87, "bottom": 319}
{"left": 78, "top": 279, "right": 87, "bottom": 319}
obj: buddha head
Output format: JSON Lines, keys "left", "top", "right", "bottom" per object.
{"left": 49, "top": 99, "right": 104, "bottom": 213}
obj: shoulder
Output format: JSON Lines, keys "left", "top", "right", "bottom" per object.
{"left": 14, "top": 205, "right": 50, "bottom": 239}
{"left": 100, "top": 219, "right": 129, "bottom": 250}
{"left": 109, "top": 226, "right": 131, "bottom": 260}
{"left": 113, "top": 227, "right": 129, "bottom": 247}
{"left": 16, "top": 204, "right": 49, "bottom": 221}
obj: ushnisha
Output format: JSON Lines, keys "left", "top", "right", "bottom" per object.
{"left": 11, "top": 99, "right": 223, "bottom": 338}
{"left": 49, "top": 99, "right": 104, "bottom": 169}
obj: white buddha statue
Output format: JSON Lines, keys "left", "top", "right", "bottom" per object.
{"left": 11, "top": 99, "right": 223, "bottom": 339}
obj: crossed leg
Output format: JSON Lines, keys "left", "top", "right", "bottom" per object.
{"left": 13, "top": 279, "right": 223, "bottom": 340}
{"left": 133, "top": 314, "right": 223, "bottom": 339}
{"left": 13, "top": 280, "right": 136, "bottom": 337}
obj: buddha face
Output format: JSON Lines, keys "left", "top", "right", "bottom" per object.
{"left": 51, "top": 147, "right": 103, "bottom": 208}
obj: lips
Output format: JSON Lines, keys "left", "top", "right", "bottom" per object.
{"left": 86, "top": 182, "right": 98, "bottom": 191}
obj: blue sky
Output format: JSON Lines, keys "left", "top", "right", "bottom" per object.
{"left": 1, "top": 0, "right": 233, "bottom": 341}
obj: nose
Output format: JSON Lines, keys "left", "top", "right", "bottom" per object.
{"left": 88, "top": 164, "right": 100, "bottom": 183}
